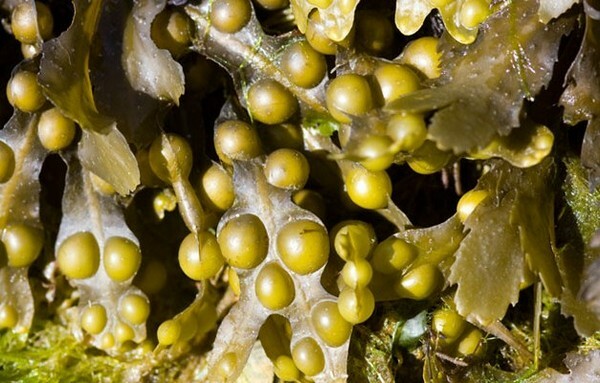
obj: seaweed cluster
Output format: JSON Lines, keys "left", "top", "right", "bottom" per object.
{"left": 0, "top": 0, "right": 599, "bottom": 382}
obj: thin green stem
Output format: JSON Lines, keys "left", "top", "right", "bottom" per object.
{"left": 533, "top": 281, "right": 542, "bottom": 370}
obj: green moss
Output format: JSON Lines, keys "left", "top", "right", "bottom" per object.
{"left": 562, "top": 156, "right": 600, "bottom": 245}
{"left": 0, "top": 319, "right": 196, "bottom": 383}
